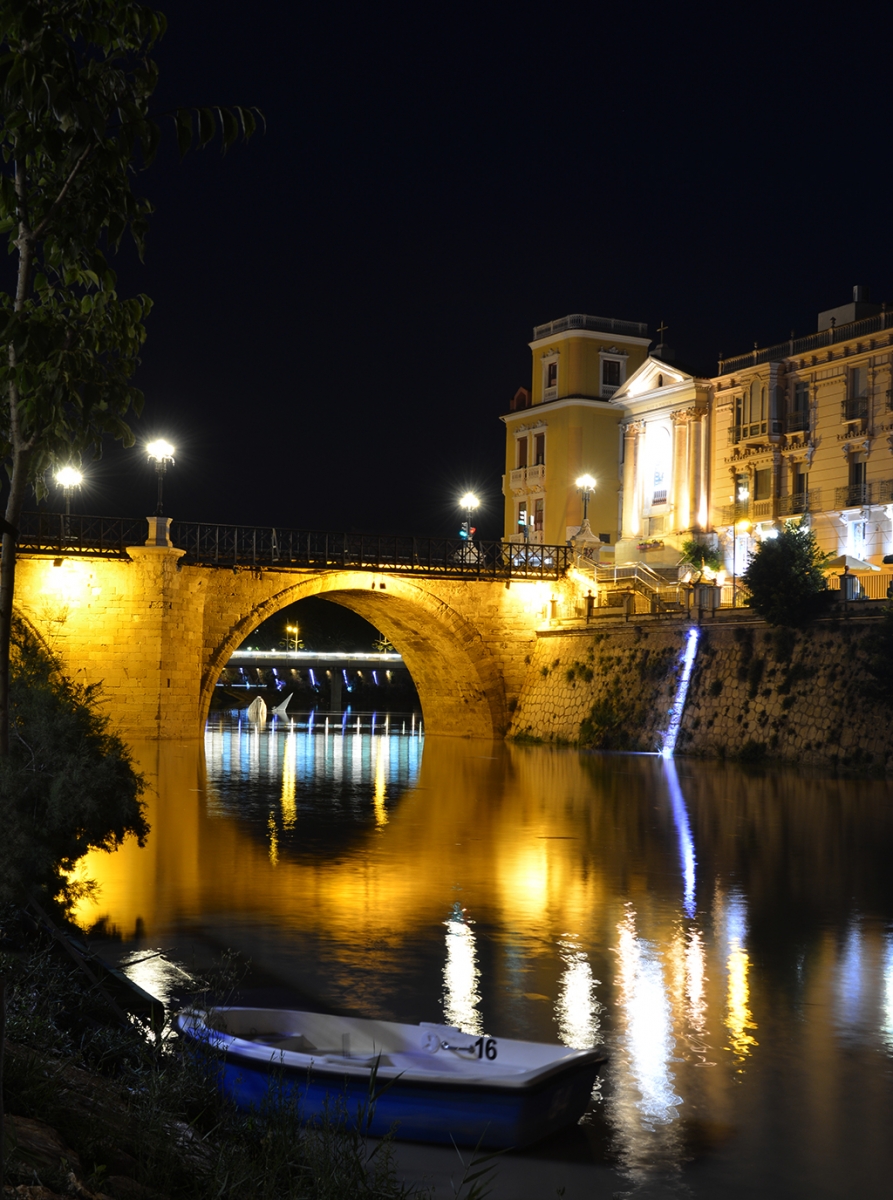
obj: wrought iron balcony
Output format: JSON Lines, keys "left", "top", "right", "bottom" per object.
{"left": 836, "top": 482, "right": 871, "bottom": 508}
{"left": 785, "top": 410, "right": 810, "bottom": 434}
{"left": 777, "top": 490, "right": 818, "bottom": 517}
{"left": 841, "top": 394, "right": 869, "bottom": 422}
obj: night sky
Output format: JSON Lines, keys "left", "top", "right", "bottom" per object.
{"left": 30, "top": 1, "right": 893, "bottom": 538}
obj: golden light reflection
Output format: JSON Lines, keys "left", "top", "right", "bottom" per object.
{"left": 720, "top": 889, "right": 757, "bottom": 1064}
{"left": 280, "top": 731, "right": 297, "bottom": 829}
{"left": 726, "top": 947, "right": 757, "bottom": 1061}
{"left": 555, "top": 936, "right": 601, "bottom": 1049}
{"left": 267, "top": 811, "right": 279, "bottom": 866}
{"left": 373, "top": 736, "right": 389, "bottom": 828}
{"left": 443, "top": 906, "right": 483, "bottom": 1035}
{"left": 614, "top": 908, "right": 680, "bottom": 1128}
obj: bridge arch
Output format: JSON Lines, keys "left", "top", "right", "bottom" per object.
{"left": 199, "top": 571, "right": 509, "bottom": 738}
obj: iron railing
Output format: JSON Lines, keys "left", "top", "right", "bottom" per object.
{"left": 777, "top": 490, "right": 819, "bottom": 517}
{"left": 16, "top": 512, "right": 148, "bottom": 557}
{"left": 841, "top": 394, "right": 869, "bottom": 422}
{"left": 718, "top": 308, "right": 893, "bottom": 374}
{"left": 16, "top": 513, "right": 574, "bottom": 579}
{"left": 785, "top": 410, "right": 810, "bottom": 434}
{"left": 835, "top": 479, "right": 893, "bottom": 509}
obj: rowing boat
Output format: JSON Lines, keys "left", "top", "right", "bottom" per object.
{"left": 176, "top": 1006, "right": 605, "bottom": 1147}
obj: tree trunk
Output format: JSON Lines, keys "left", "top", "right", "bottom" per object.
{"left": 0, "top": 454, "right": 30, "bottom": 756}
{"left": 1, "top": 974, "right": 6, "bottom": 1192}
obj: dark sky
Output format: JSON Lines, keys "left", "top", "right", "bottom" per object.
{"left": 48, "top": 0, "right": 893, "bottom": 537}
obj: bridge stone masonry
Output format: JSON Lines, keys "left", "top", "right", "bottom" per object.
{"left": 13, "top": 515, "right": 586, "bottom": 741}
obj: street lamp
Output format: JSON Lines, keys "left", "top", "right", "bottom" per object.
{"left": 147, "top": 439, "right": 175, "bottom": 515}
{"left": 55, "top": 465, "right": 83, "bottom": 539}
{"left": 459, "top": 492, "right": 479, "bottom": 553}
{"left": 285, "top": 624, "right": 302, "bottom": 651}
{"left": 575, "top": 474, "right": 596, "bottom": 526}
{"left": 55, "top": 466, "right": 83, "bottom": 516}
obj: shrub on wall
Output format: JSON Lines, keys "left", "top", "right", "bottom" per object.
{"left": 0, "top": 620, "right": 147, "bottom": 912}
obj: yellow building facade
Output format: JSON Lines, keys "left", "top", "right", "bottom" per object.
{"left": 711, "top": 293, "right": 893, "bottom": 571}
{"left": 500, "top": 314, "right": 651, "bottom": 547}
{"left": 503, "top": 291, "right": 893, "bottom": 575}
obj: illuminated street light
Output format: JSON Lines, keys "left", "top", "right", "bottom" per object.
{"left": 285, "top": 624, "right": 302, "bottom": 651}
{"left": 147, "top": 439, "right": 175, "bottom": 515}
{"left": 55, "top": 465, "right": 83, "bottom": 539}
{"left": 55, "top": 466, "right": 83, "bottom": 516}
{"left": 459, "top": 492, "right": 479, "bottom": 561}
{"left": 575, "top": 474, "right": 596, "bottom": 524}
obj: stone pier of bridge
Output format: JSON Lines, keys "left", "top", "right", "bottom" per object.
{"left": 13, "top": 534, "right": 587, "bottom": 741}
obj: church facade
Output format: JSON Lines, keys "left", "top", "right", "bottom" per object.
{"left": 501, "top": 292, "right": 893, "bottom": 572}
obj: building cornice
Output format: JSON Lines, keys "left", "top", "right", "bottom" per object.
{"left": 528, "top": 329, "right": 652, "bottom": 351}
{"left": 500, "top": 396, "right": 622, "bottom": 423}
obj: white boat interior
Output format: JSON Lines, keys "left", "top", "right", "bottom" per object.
{"left": 185, "top": 1006, "right": 601, "bottom": 1087}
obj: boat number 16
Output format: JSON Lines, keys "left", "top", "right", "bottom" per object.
{"left": 474, "top": 1037, "right": 498, "bottom": 1060}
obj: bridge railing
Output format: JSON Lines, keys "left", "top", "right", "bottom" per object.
{"left": 170, "top": 521, "right": 573, "bottom": 579}
{"left": 16, "top": 512, "right": 148, "bottom": 557}
{"left": 17, "top": 513, "right": 574, "bottom": 579}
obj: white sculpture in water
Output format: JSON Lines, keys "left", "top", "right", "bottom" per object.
{"left": 246, "top": 696, "right": 268, "bottom": 722}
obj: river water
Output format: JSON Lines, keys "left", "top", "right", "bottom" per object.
{"left": 74, "top": 711, "right": 893, "bottom": 1199}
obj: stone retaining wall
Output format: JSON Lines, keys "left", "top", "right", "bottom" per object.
{"left": 509, "top": 612, "right": 893, "bottom": 771}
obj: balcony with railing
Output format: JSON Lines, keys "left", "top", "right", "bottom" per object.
{"left": 841, "top": 393, "right": 869, "bottom": 423}
{"left": 601, "top": 384, "right": 619, "bottom": 399}
{"left": 777, "top": 489, "right": 819, "bottom": 517}
{"left": 785, "top": 410, "right": 810, "bottom": 435}
{"left": 835, "top": 479, "right": 893, "bottom": 508}
{"left": 525, "top": 463, "right": 546, "bottom": 489}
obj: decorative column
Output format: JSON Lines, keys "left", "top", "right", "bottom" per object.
{"left": 688, "top": 409, "right": 703, "bottom": 533}
{"left": 621, "top": 423, "right": 640, "bottom": 538}
{"left": 672, "top": 412, "right": 689, "bottom": 532}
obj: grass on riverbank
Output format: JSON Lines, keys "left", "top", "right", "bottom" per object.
{"left": 1, "top": 914, "right": 495, "bottom": 1200}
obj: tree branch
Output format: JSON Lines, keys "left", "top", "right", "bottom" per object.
{"left": 30, "top": 142, "right": 94, "bottom": 243}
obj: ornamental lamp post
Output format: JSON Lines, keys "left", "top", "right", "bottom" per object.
{"left": 55, "top": 466, "right": 83, "bottom": 516}
{"left": 55, "top": 465, "right": 83, "bottom": 540}
{"left": 575, "top": 474, "right": 596, "bottom": 528}
{"left": 147, "top": 439, "right": 175, "bottom": 516}
{"left": 459, "top": 492, "right": 479, "bottom": 559}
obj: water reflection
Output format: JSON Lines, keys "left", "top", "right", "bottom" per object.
{"left": 555, "top": 936, "right": 601, "bottom": 1050}
{"left": 71, "top": 725, "right": 893, "bottom": 1196}
{"left": 442, "top": 904, "right": 483, "bottom": 1035}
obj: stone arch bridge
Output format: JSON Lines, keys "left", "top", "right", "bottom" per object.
{"left": 13, "top": 515, "right": 585, "bottom": 741}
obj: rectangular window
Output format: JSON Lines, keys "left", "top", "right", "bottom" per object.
{"left": 517, "top": 500, "right": 528, "bottom": 530}
{"left": 546, "top": 362, "right": 557, "bottom": 388}
{"left": 735, "top": 473, "right": 749, "bottom": 504}
{"left": 791, "top": 465, "right": 808, "bottom": 512}
{"left": 533, "top": 497, "right": 544, "bottom": 532}
{"left": 602, "top": 359, "right": 621, "bottom": 387}
{"left": 754, "top": 468, "right": 772, "bottom": 501}
{"left": 517, "top": 437, "right": 528, "bottom": 468}
{"left": 850, "top": 365, "right": 867, "bottom": 399}
{"left": 789, "top": 382, "right": 809, "bottom": 432}
{"left": 534, "top": 433, "right": 545, "bottom": 466}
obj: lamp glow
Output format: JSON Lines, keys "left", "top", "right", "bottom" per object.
{"left": 147, "top": 440, "right": 175, "bottom": 515}
{"left": 575, "top": 474, "right": 596, "bottom": 523}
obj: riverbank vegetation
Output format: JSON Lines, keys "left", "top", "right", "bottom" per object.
{"left": 3, "top": 917, "right": 480, "bottom": 1199}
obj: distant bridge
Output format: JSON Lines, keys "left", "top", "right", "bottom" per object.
{"left": 13, "top": 514, "right": 586, "bottom": 742}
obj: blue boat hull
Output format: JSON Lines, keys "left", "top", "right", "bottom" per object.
{"left": 217, "top": 1050, "right": 601, "bottom": 1148}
